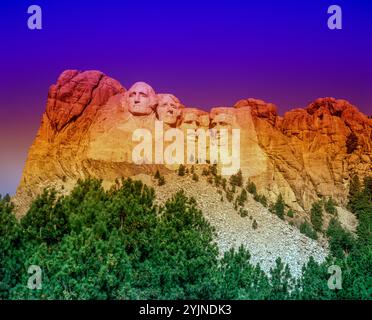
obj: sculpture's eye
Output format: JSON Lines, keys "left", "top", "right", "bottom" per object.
{"left": 129, "top": 92, "right": 136, "bottom": 97}
{"left": 139, "top": 93, "right": 147, "bottom": 98}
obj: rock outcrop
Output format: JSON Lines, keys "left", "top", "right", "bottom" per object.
{"left": 13, "top": 70, "right": 372, "bottom": 216}
{"left": 236, "top": 97, "right": 371, "bottom": 210}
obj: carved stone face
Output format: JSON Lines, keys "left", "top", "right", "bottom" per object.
{"left": 156, "top": 94, "right": 182, "bottom": 126}
{"left": 181, "top": 112, "right": 200, "bottom": 131}
{"left": 127, "top": 82, "right": 157, "bottom": 116}
{"left": 199, "top": 114, "right": 210, "bottom": 128}
{"left": 210, "top": 113, "right": 235, "bottom": 130}
{"left": 210, "top": 108, "right": 237, "bottom": 146}
{"left": 179, "top": 110, "right": 205, "bottom": 150}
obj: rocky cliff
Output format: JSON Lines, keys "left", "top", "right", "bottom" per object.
{"left": 236, "top": 97, "right": 371, "bottom": 210}
{"left": 13, "top": 70, "right": 372, "bottom": 216}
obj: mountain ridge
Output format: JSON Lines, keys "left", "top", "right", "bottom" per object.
{"left": 13, "top": 70, "right": 372, "bottom": 217}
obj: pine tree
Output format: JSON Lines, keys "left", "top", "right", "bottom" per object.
{"left": 348, "top": 175, "right": 362, "bottom": 212}
{"left": 2, "top": 194, "right": 10, "bottom": 203}
{"left": 158, "top": 176, "right": 166, "bottom": 186}
{"left": 178, "top": 164, "right": 186, "bottom": 176}
{"left": 221, "top": 178, "right": 227, "bottom": 190}
{"left": 287, "top": 209, "right": 294, "bottom": 218}
{"left": 363, "top": 176, "right": 372, "bottom": 201}
{"left": 226, "top": 189, "right": 234, "bottom": 202}
{"left": 239, "top": 208, "right": 248, "bottom": 217}
{"left": 310, "top": 201, "right": 323, "bottom": 232}
{"left": 154, "top": 170, "right": 161, "bottom": 180}
{"left": 326, "top": 218, "right": 355, "bottom": 258}
{"left": 300, "top": 221, "right": 318, "bottom": 240}
{"left": 252, "top": 219, "right": 258, "bottom": 230}
{"left": 268, "top": 258, "right": 294, "bottom": 300}
{"left": 246, "top": 180, "right": 257, "bottom": 195}
{"left": 324, "top": 197, "right": 337, "bottom": 215}
{"left": 210, "top": 164, "right": 218, "bottom": 176}
{"left": 349, "top": 175, "right": 361, "bottom": 199}
{"left": 229, "top": 169, "right": 243, "bottom": 187}
{"left": 214, "top": 175, "right": 222, "bottom": 187}
{"left": 254, "top": 194, "right": 267, "bottom": 207}
{"left": 273, "top": 194, "right": 285, "bottom": 220}
{"left": 237, "top": 189, "right": 248, "bottom": 206}
{"left": 259, "top": 195, "right": 268, "bottom": 207}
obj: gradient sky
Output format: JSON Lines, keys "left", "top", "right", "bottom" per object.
{"left": 0, "top": 0, "right": 371, "bottom": 195}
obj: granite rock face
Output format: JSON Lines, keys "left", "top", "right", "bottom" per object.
{"left": 46, "top": 70, "right": 125, "bottom": 132}
{"left": 238, "top": 97, "right": 371, "bottom": 210}
{"left": 14, "top": 70, "right": 372, "bottom": 216}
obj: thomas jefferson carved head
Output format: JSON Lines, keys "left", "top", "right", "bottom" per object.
{"left": 180, "top": 108, "right": 203, "bottom": 131}
{"left": 125, "top": 82, "right": 157, "bottom": 116}
{"left": 156, "top": 94, "right": 183, "bottom": 126}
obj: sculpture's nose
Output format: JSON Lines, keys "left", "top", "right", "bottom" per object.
{"left": 134, "top": 93, "right": 140, "bottom": 103}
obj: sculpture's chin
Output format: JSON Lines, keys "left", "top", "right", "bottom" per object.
{"left": 164, "top": 116, "right": 177, "bottom": 126}
{"left": 181, "top": 125, "right": 197, "bottom": 131}
{"left": 130, "top": 107, "right": 153, "bottom": 116}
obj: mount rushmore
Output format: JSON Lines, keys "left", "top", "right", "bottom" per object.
{"left": 13, "top": 69, "right": 372, "bottom": 216}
